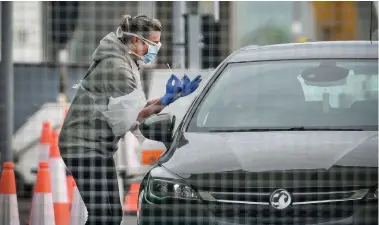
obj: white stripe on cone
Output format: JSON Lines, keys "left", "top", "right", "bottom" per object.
{"left": 29, "top": 193, "right": 55, "bottom": 225}
{"left": 50, "top": 158, "right": 68, "bottom": 203}
{"left": 0, "top": 194, "right": 20, "bottom": 225}
{"left": 38, "top": 144, "right": 50, "bottom": 162}
{"left": 69, "top": 186, "right": 88, "bottom": 225}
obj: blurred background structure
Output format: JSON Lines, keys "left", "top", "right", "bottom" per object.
{"left": 7, "top": 1, "right": 379, "bottom": 133}
{"left": 0, "top": 1, "right": 378, "bottom": 223}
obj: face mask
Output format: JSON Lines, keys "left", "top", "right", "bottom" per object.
{"left": 142, "top": 41, "right": 161, "bottom": 64}
{"left": 116, "top": 27, "right": 162, "bottom": 64}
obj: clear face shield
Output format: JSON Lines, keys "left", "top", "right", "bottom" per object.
{"left": 116, "top": 27, "right": 162, "bottom": 64}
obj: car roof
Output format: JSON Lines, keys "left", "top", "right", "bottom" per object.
{"left": 228, "top": 41, "right": 378, "bottom": 63}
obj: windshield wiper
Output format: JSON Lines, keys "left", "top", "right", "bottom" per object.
{"left": 285, "top": 127, "right": 364, "bottom": 131}
{"left": 208, "top": 127, "right": 364, "bottom": 132}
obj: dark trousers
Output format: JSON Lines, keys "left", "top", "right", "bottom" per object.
{"left": 63, "top": 155, "right": 123, "bottom": 225}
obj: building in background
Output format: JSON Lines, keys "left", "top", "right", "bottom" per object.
{"left": 230, "top": 1, "right": 377, "bottom": 51}
{"left": 12, "top": 1, "right": 379, "bottom": 67}
{"left": 311, "top": 1, "right": 377, "bottom": 41}
{"left": 13, "top": 2, "right": 44, "bottom": 63}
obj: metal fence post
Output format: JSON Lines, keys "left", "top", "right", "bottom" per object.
{"left": 0, "top": 1, "right": 14, "bottom": 165}
{"left": 172, "top": 1, "right": 186, "bottom": 69}
{"left": 187, "top": 14, "right": 203, "bottom": 70}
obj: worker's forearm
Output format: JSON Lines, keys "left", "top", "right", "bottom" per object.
{"left": 145, "top": 97, "right": 161, "bottom": 107}
{"left": 137, "top": 99, "right": 166, "bottom": 121}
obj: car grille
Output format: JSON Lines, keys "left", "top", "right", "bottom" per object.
{"left": 211, "top": 203, "right": 355, "bottom": 225}
{"left": 200, "top": 188, "right": 368, "bottom": 205}
{"left": 209, "top": 191, "right": 354, "bottom": 203}
{"left": 199, "top": 188, "right": 369, "bottom": 224}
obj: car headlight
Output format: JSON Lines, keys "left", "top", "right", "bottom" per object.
{"left": 374, "top": 188, "right": 378, "bottom": 199}
{"left": 148, "top": 178, "right": 199, "bottom": 201}
{"left": 364, "top": 186, "right": 378, "bottom": 201}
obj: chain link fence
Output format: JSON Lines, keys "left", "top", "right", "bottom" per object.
{"left": 5, "top": 1, "right": 379, "bottom": 224}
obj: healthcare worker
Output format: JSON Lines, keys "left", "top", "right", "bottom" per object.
{"left": 58, "top": 14, "right": 201, "bottom": 225}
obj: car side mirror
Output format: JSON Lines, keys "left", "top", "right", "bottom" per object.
{"left": 139, "top": 113, "right": 176, "bottom": 148}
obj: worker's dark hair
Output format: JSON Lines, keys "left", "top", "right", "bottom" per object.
{"left": 118, "top": 14, "right": 162, "bottom": 44}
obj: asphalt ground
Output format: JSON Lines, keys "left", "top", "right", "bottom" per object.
{"left": 18, "top": 196, "right": 137, "bottom": 225}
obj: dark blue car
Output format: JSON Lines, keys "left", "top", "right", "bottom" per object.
{"left": 137, "top": 41, "right": 378, "bottom": 225}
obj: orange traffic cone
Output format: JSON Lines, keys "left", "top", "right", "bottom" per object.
{"left": 29, "top": 162, "right": 55, "bottom": 225}
{"left": 124, "top": 183, "right": 141, "bottom": 213}
{"left": 49, "top": 131, "right": 70, "bottom": 225}
{"left": 38, "top": 121, "right": 52, "bottom": 162}
{"left": 69, "top": 182, "right": 88, "bottom": 225}
{"left": 0, "top": 162, "right": 20, "bottom": 225}
{"left": 26, "top": 121, "right": 53, "bottom": 225}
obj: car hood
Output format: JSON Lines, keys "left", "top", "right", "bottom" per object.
{"left": 161, "top": 131, "right": 378, "bottom": 188}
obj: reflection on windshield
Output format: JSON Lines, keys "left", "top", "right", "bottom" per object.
{"left": 188, "top": 60, "right": 378, "bottom": 132}
{"left": 298, "top": 72, "right": 378, "bottom": 108}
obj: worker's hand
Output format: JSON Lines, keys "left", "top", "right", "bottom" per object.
{"left": 181, "top": 74, "right": 202, "bottom": 97}
{"left": 161, "top": 74, "right": 183, "bottom": 105}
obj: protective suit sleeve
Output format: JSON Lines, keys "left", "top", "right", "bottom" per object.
{"left": 100, "top": 66, "right": 147, "bottom": 137}
{"left": 103, "top": 65, "right": 139, "bottom": 98}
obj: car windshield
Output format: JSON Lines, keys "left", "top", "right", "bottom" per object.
{"left": 187, "top": 59, "right": 378, "bottom": 132}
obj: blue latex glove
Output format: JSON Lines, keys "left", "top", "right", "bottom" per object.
{"left": 161, "top": 74, "right": 183, "bottom": 105}
{"left": 180, "top": 74, "right": 202, "bottom": 97}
